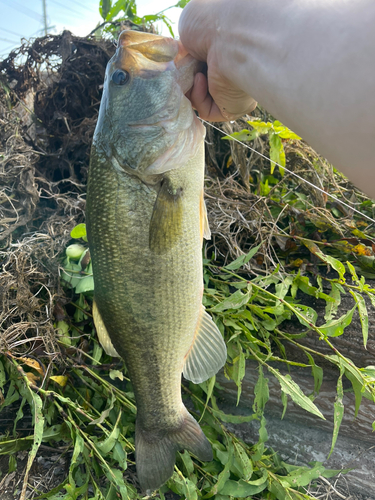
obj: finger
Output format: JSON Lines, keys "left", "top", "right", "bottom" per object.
{"left": 208, "top": 72, "right": 257, "bottom": 120}
{"left": 187, "top": 73, "right": 228, "bottom": 121}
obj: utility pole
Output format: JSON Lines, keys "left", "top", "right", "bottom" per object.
{"left": 42, "top": 0, "right": 48, "bottom": 36}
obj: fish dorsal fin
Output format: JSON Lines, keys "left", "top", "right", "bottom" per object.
{"left": 183, "top": 307, "right": 227, "bottom": 384}
{"left": 200, "top": 193, "right": 211, "bottom": 241}
{"left": 93, "top": 300, "right": 120, "bottom": 358}
{"left": 149, "top": 177, "right": 183, "bottom": 255}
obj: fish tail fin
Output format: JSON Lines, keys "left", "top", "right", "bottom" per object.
{"left": 136, "top": 406, "right": 212, "bottom": 493}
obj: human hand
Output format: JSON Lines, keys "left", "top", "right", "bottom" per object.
{"left": 179, "top": 0, "right": 257, "bottom": 121}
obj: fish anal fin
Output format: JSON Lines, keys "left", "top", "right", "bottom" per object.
{"left": 135, "top": 406, "right": 212, "bottom": 494}
{"left": 200, "top": 192, "right": 211, "bottom": 241}
{"left": 183, "top": 307, "right": 227, "bottom": 384}
{"left": 93, "top": 300, "right": 120, "bottom": 358}
{"left": 149, "top": 177, "right": 183, "bottom": 255}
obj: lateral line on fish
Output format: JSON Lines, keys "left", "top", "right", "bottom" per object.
{"left": 199, "top": 117, "right": 375, "bottom": 225}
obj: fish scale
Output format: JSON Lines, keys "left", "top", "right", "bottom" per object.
{"left": 88, "top": 144, "right": 204, "bottom": 419}
{"left": 86, "top": 30, "right": 227, "bottom": 493}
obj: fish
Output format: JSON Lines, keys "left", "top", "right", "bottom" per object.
{"left": 86, "top": 30, "right": 227, "bottom": 493}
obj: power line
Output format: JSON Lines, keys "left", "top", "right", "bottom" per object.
{"left": 0, "top": 37, "right": 19, "bottom": 44}
{"left": 63, "top": 0, "right": 98, "bottom": 15}
{"left": 0, "top": 44, "right": 19, "bottom": 59}
{"left": 0, "top": 0, "right": 42, "bottom": 22}
{"left": 50, "top": 0, "right": 92, "bottom": 17}
{"left": 0, "top": 26, "right": 23, "bottom": 38}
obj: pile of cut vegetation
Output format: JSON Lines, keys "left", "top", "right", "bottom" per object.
{"left": 1, "top": 31, "right": 375, "bottom": 500}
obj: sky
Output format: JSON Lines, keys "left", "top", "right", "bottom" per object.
{"left": 0, "top": 0, "right": 182, "bottom": 60}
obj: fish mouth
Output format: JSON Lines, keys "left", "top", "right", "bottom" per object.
{"left": 116, "top": 30, "right": 203, "bottom": 93}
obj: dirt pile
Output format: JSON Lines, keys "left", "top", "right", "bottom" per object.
{"left": 0, "top": 32, "right": 117, "bottom": 357}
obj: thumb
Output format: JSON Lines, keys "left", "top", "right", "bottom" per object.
{"left": 207, "top": 66, "right": 257, "bottom": 120}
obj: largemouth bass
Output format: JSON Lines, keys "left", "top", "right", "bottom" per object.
{"left": 86, "top": 30, "right": 227, "bottom": 493}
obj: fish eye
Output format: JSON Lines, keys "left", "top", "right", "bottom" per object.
{"left": 112, "top": 69, "right": 129, "bottom": 85}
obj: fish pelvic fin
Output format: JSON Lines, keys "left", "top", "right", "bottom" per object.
{"left": 136, "top": 407, "right": 212, "bottom": 494}
{"left": 183, "top": 307, "right": 227, "bottom": 384}
{"left": 92, "top": 300, "right": 120, "bottom": 357}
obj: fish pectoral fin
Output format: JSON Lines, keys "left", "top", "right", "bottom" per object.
{"left": 92, "top": 300, "right": 121, "bottom": 358}
{"left": 183, "top": 307, "right": 227, "bottom": 384}
{"left": 200, "top": 193, "right": 211, "bottom": 241}
{"left": 149, "top": 177, "right": 183, "bottom": 254}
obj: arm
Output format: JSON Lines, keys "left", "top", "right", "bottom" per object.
{"left": 179, "top": 0, "right": 375, "bottom": 198}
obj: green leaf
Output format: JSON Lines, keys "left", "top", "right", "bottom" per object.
{"left": 269, "top": 132, "right": 285, "bottom": 175}
{"left": 13, "top": 396, "right": 26, "bottom": 436}
{"left": 113, "top": 439, "right": 128, "bottom": 469}
{"left": 42, "top": 424, "right": 64, "bottom": 441}
{"left": 179, "top": 450, "right": 195, "bottom": 476}
{"left": 273, "top": 121, "right": 301, "bottom": 140}
{"left": 207, "top": 439, "right": 234, "bottom": 497}
{"left": 222, "top": 129, "right": 258, "bottom": 143}
{"left": 325, "top": 282, "right": 342, "bottom": 321}
{"left": 99, "top": 0, "right": 112, "bottom": 20}
{"left": 280, "top": 392, "right": 288, "bottom": 419}
{"left": 8, "top": 454, "right": 17, "bottom": 473}
{"left": 210, "top": 289, "right": 250, "bottom": 312}
{"left": 104, "top": 467, "right": 128, "bottom": 500}
{"left": 89, "top": 391, "right": 115, "bottom": 425}
{"left": 294, "top": 304, "right": 318, "bottom": 328}
{"left": 209, "top": 408, "right": 257, "bottom": 424}
{"left": 268, "top": 368, "right": 325, "bottom": 419}
{"left": 247, "top": 120, "right": 273, "bottom": 134}
{"left": 0, "top": 360, "right": 6, "bottom": 390}
{"left": 319, "top": 306, "right": 356, "bottom": 337}
{"left": 174, "top": 0, "right": 191, "bottom": 8}
{"left": 169, "top": 472, "right": 197, "bottom": 500}
{"left": 281, "top": 462, "right": 325, "bottom": 488}
{"left": 105, "top": 0, "right": 137, "bottom": 21}
{"left": 346, "top": 260, "right": 360, "bottom": 285}
{"left": 220, "top": 478, "right": 267, "bottom": 497}
{"left": 158, "top": 14, "right": 175, "bottom": 38}
{"left": 233, "top": 442, "right": 253, "bottom": 480}
{"left": 346, "top": 370, "right": 364, "bottom": 417}
{"left": 328, "top": 365, "right": 344, "bottom": 458}
{"left": 70, "top": 223, "right": 87, "bottom": 241}
{"left": 294, "top": 275, "right": 335, "bottom": 302}
{"left": 21, "top": 383, "right": 44, "bottom": 498}
{"left": 268, "top": 479, "right": 289, "bottom": 500}
{"left": 199, "top": 375, "right": 216, "bottom": 420}
{"left": 2, "top": 380, "right": 20, "bottom": 408}
{"left": 306, "top": 353, "right": 323, "bottom": 395}
{"left": 19, "top": 380, "right": 45, "bottom": 500}
{"left": 96, "top": 416, "right": 121, "bottom": 455}
{"left": 350, "top": 290, "right": 368, "bottom": 347}
{"left": 327, "top": 355, "right": 372, "bottom": 402}
{"left": 75, "top": 275, "right": 94, "bottom": 294}
{"left": 301, "top": 239, "right": 346, "bottom": 279}
{"left": 253, "top": 364, "right": 269, "bottom": 414}
{"left": 275, "top": 276, "right": 293, "bottom": 300}
{"left": 228, "top": 346, "right": 246, "bottom": 406}
{"left": 258, "top": 415, "right": 268, "bottom": 444}
{"left": 109, "top": 369, "right": 124, "bottom": 381}
{"left": 224, "top": 244, "right": 261, "bottom": 270}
